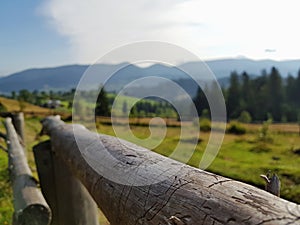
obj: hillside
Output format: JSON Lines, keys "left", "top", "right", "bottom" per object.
{"left": 0, "top": 58, "right": 300, "bottom": 93}
{"left": 0, "top": 65, "right": 88, "bottom": 93}
{"left": 205, "top": 58, "right": 300, "bottom": 77}
{"left": 0, "top": 97, "right": 50, "bottom": 113}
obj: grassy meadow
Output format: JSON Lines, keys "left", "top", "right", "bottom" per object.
{"left": 97, "top": 119, "right": 300, "bottom": 203}
{"left": 0, "top": 97, "right": 50, "bottom": 114}
{"left": 0, "top": 114, "right": 299, "bottom": 224}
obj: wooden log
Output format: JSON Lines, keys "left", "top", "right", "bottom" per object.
{"left": 33, "top": 141, "right": 59, "bottom": 225}
{"left": 11, "top": 112, "right": 25, "bottom": 143}
{"left": 4, "top": 117, "right": 51, "bottom": 225}
{"left": 33, "top": 141, "right": 99, "bottom": 225}
{"left": 42, "top": 116, "right": 300, "bottom": 225}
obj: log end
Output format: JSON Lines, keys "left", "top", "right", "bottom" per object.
{"left": 15, "top": 204, "right": 52, "bottom": 225}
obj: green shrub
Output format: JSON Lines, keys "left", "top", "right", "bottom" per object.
{"left": 227, "top": 121, "right": 246, "bottom": 135}
{"left": 238, "top": 110, "right": 252, "bottom": 123}
{"left": 201, "top": 109, "right": 210, "bottom": 119}
{"left": 258, "top": 119, "right": 273, "bottom": 143}
{"left": 199, "top": 118, "right": 211, "bottom": 132}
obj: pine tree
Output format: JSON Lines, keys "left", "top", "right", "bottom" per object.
{"left": 193, "top": 85, "right": 209, "bottom": 117}
{"left": 227, "top": 72, "right": 241, "bottom": 119}
{"left": 95, "top": 87, "right": 110, "bottom": 116}
{"left": 267, "top": 67, "right": 283, "bottom": 121}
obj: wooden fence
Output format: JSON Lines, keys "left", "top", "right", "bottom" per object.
{"left": 4, "top": 116, "right": 51, "bottom": 225}
{"left": 3, "top": 114, "right": 300, "bottom": 224}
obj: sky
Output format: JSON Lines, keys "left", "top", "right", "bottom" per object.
{"left": 1, "top": 0, "right": 300, "bottom": 76}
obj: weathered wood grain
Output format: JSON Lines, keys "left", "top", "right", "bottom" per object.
{"left": 5, "top": 117, "right": 51, "bottom": 225}
{"left": 33, "top": 140, "right": 99, "bottom": 225}
{"left": 11, "top": 112, "right": 25, "bottom": 143}
{"left": 42, "top": 116, "right": 300, "bottom": 225}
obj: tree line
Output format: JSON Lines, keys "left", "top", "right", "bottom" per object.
{"left": 129, "top": 100, "right": 177, "bottom": 118}
{"left": 2, "top": 88, "right": 177, "bottom": 118}
{"left": 9, "top": 89, "right": 75, "bottom": 107}
{"left": 194, "top": 67, "right": 300, "bottom": 122}
{"left": 4, "top": 66, "right": 300, "bottom": 122}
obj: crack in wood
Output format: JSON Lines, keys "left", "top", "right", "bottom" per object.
{"left": 226, "top": 217, "right": 236, "bottom": 223}
{"left": 123, "top": 185, "right": 134, "bottom": 212}
{"left": 137, "top": 178, "right": 192, "bottom": 224}
{"left": 201, "top": 214, "right": 208, "bottom": 225}
{"left": 208, "top": 179, "right": 232, "bottom": 188}
{"left": 231, "top": 195, "right": 273, "bottom": 215}
{"left": 148, "top": 180, "right": 192, "bottom": 222}
{"left": 255, "top": 216, "right": 294, "bottom": 225}
{"left": 241, "top": 216, "right": 252, "bottom": 223}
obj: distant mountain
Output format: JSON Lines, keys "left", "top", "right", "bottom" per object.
{"left": 0, "top": 58, "right": 299, "bottom": 93}
{"left": 192, "top": 58, "right": 300, "bottom": 78}
{"left": 0, "top": 65, "right": 88, "bottom": 93}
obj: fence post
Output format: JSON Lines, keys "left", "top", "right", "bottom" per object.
{"left": 11, "top": 112, "right": 25, "bottom": 143}
{"left": 4, "top": 117, "right": 51, "bottom": 225}
{"left": 33, "top": 140, "right": 99, "bottom": 225}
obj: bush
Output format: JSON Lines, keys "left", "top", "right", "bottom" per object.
{"left": 199, "top": 118, "right": 211, "bottom": 132}
{"left": 201, "top": 109, "right": 210, "bottom": 119}
{"left": 258, "top": 119, "right": 273, "bottom": 143}
{"left": 238, "top": 110, "right": 252, "bottom": 123}
{"left": 227, "top": 121, "right": 246, "bottom": 135}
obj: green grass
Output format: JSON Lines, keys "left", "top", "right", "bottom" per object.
{"left": 1, "top": 117, "right": 300, "bottom": 224}
{"left": 0, "top": 97, "right": 50, "bottom": 113}
{"left": 207, "top": 132, "right": 300, "bottom": 202}
{"left": 108, "top": 93, "right": 139, "bottom": 116}
{"left": 0, "top": 118, "right": 12, "bottom": 224}
{"left": 97, "top": 122, "right": 300, "bottom": 204}
{"left": 0, "top": 149, "right": 12, "bottom": 225}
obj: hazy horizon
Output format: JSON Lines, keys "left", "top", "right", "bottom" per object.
{"left": 2, "top": 56, "right": 300, "bottom": 78}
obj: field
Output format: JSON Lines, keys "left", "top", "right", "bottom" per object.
{"left": 0, "top": 116, "right": 300, "bottom": 224}
{"left": 0, "top": 97, "right": 50, "bottom": 114}
{"left": 0, "top": 97, "right": 72, "bottom": 119}
{"left": 97, "top": 119, "right": 300, "bottom": 203}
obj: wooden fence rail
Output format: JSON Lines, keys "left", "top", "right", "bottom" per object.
{"left": 33, "top": 140, "right": 99, "bottom": 225}
{"left": 11, "top": 112, "right": 25, "bottom": 143}
{"left": 38, "top": 116, "right": 300, "bottom": 225}
{"left": 4, "top": 117, "right": 51, "bottom": 225}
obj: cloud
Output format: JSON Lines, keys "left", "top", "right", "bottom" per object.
{"left": 41, "top": 0, "right": 300, "bottom": 63}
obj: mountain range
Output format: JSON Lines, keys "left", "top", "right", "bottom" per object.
{"left": 0, "top": 58, "right": 300, "bottom": 94}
